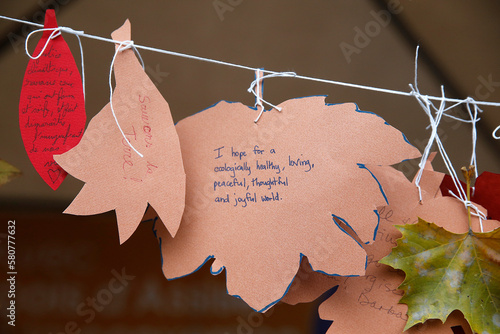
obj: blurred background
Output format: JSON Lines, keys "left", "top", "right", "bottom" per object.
{"left": 0, "top": 0, "right": 499, "bottom": 333}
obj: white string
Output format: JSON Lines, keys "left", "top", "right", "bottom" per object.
{"left": 4, "top": 14, "right": 495, "bottom": 226}
{"left": 493, "top": 125, "right": 500, "bottom": 139}
{"left": 412, "top": 84, "right": 447, "bottom": 202}
{"left": 109, "top": 40, "right": 145, "bottom": 158}
{"left": 411, "top": 47, "right": 486, "bottom": 231}
{"left": 252, "top": 69, "right": 265, "bottom": 123}
{"left": 25, "top": 28, "right": 59, "bottom": 59}
{"left": 465, "top": 99, "right": 483, "bottom": 179}
{"left": 440, "top": 112, "right": 476, "bottom": 124}
{"left": 75, "top": 34, "right": 85, "bottom": 100}
{"left": 248, "top": 71, "right": 296, "bottom": 122}
{"left": 4, "top": 14, "right": 500, "bottom": 113}
{"left": 434, "top": 110, "right": 486, "bottom": 231}
{"left": 447, "top": 190, "right": 487, "bottom": 232}
{"left": 413, "top": 47, "right": 437, "bottom": 201}
{"left": 25, "top": 26, "right": 86, "bottom": 100}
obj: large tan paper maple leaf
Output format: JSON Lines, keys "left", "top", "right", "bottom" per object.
{"left": 152, "top": 97, "right": 420, "bottom": 311}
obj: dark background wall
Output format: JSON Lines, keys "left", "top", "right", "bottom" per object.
{"left": 0, "top": 1, "right": 499, "bottom": 333}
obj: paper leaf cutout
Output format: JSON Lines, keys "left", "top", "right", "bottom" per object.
{"left": 319, "top": 217, "right": 473, "bottom": 334}
{"left": 0, "top": 159, "right": 21, "bottom": 186}
{"left": 19, "top": 9, "right": 86, "bottom": 190}
{"left": 54, "top": 20, "right": 185, "bottom": 244}
{"left": 441, "top": 172, "right": 500, "bottom": 221}
{"left": 380, "top": 218, "right": 500, "bottom": 334}
{"left": 153, "top": 97, "right": 420, "bottom": 311}
{"left": 282, "top": 161, "right": 440, "bottom": 307}
{"left": 285, "top": 164, "right": 473, "bottom": 333}
{"left": 280, "top": 256, "right": 343, "bottom": 306}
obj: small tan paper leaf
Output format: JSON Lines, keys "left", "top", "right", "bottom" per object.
{"left": 282, "top": 165, "right": 425, "bottom": 306}
{"left": 55, "top": 20, "right": 185, "bottom": 244}
{"left": 153, "top": 97, "right": 420, "bottom": 312}
{"left": 319, "top": 219, "right": 474, "bottom": 334}
{"left": 280, "top": 256, "right": 343, "bottom": 306}
{"left": 324, "top": 166, "right": 496, "bottom": 334}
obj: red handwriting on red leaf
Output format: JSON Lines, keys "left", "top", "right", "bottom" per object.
{"left": 54, "top": 20, "right": 185, "bottom": 244}
{"left": 152, "top": 97, "right": 420, "bottom": 312}
{"left": 19, "top": 9, "right": 85, "bottom": 190}
{"left": 440, "top": 171, "right": 500, "bottom": 220}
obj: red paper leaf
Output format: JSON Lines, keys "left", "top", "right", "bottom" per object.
{"left": 19, "top": 10, "right": 86, "bottom": 190}
{"left": 473, "top": 171, "right": 500, "bottom": 220}
{"left": 440, "top": 171, "right": 500, "bottom": 220}
{"left": 152, "top": 97, "right": 421, "bottom": 311}
{"left": 439, "top": 174, "right": 466, "bottom": 201}
{"left": 54, "top": 20, "right": 185, "bottom": 244}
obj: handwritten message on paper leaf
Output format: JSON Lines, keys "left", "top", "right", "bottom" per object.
{"left": 320, "top": 215, "right": 474, "bottom": 334}
{"left": 19, "top": 9, "right": 85, "bottom": 190}
{"left": 211, "top": 145, "right": 313, "bottom": 207}
{"left": 151, "top": 96, "right": 420, "bottom": 312}
{"left": 54, "top": 20, "right": 185, "bottom": 244}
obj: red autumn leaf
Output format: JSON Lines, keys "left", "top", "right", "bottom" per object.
{"left": 152, "top": 96, "right": 420, "bottom": 311}
{"left": 54, "top": 20, "right": 185, "bottom": 244}
{"left": 440, "top": 171, "right": 500, "bottom": 220}
{"left": 19, "top": 9, "right": 85, "bottom": 190}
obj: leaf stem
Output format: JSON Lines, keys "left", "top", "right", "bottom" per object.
{"left": 461, "top": 166, "right": 475, "bottom": 229}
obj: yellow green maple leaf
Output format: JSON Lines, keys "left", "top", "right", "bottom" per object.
{"left": 0, "top": 159, "right": 21, "bottom": 186}
{"left": 380, "top": 218, "right": 500, "bottom": 334}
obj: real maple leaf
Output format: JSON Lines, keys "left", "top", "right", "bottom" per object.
{"left": 0, "top": 159, "right": 21, "bottom": 187}
{"left": 319, "top": 220, "right": 474, "bottom": 334}
{"left": 441, "top": 172, "right": 500, "bottom": 221}
{"left": 152, "top": 96, "right": 420, "bottom": 311}
{"left": 54, "top": 20, "right": 185, "bottom": 244}
{"left": 380, "top": 218, "right": 500, "bottom": 334}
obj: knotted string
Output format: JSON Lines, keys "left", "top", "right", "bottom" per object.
{"left": 109, "top": 40, "right": 145, "bottom": 158}
{"left": 411, "top": 46, "right": 486, "bottom": 231}
{"left": 25, "top": 26, "right": 86, "bottom": 99}
{"left": 248, "top": 70, "right": 296, "bottom": 123}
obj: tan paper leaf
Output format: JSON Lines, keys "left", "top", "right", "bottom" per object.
{"left": 55, "top": 20, "right": 185, "bottom": 244}
{"left": 153, "top": 97, "right": 420, "bottom": 311}
{"left": 322, "top": 166, "right": 495, "bottom": 333}
{"left": 285, "top": 163, "right": 477, "bottom": 333}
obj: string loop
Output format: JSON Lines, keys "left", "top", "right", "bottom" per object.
{"left": 248, "top": 71, "right": 296, "bottom": 123}
{"left": 448, "top": 190, "right": 487, "bottom": 232}
{"left": 109, "top": 40, "right": 145, "bottom": 158}
{"left": 493, "top": 125, "right": 500, "bottom": 139}
{"left": 24, "top": 26, "right": 86, "bottom": 99}
{"left": 412, "top": 46, "right": 486, "bottom": 231}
